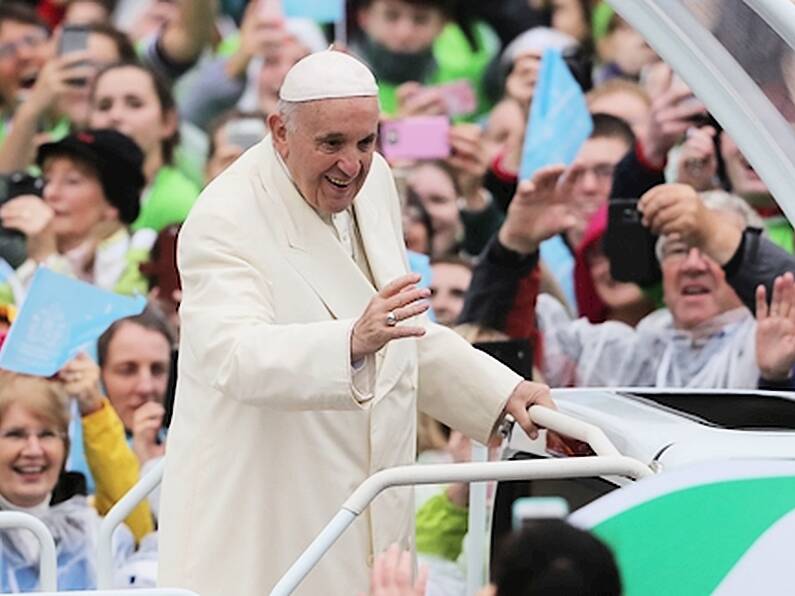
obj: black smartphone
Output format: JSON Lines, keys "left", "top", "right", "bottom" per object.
{"left": 58, "top": 25, "right": 90, "bottom": 87}
{"left": 473, "top": 339, "right": 534, "bottom": 380}
{"left": 605, "top": 198, "right": 660, "bottom": 285}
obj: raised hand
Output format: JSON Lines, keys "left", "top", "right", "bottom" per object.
{"left": 676, "top": 126, "right": 718, "bottom": 191}
{"left": 131, "top": 401, "right": 166, "bottom": 465}
{"left": 756, "top": 272, "right": 795, "bottom": 381}
{"left": 351, "top": 273, "right": 430, "bottom": 361}
{"left": 396, "top": 82, "right": 448, "bottom": 118}
{"left": 638, "top": 183, "right": 743, "bottom": 265}
{"left": 58, "top": 353, "right": 103, "bottom": 416}
{"left": 641, "top": 63, "right": 708, "bottom": 168}
{"left": 368, "top": 544, "right": 428, "bottom": 596}
{"left": 447, "top": 123, "right": 489, "bottom": 207}
{"left": 497, "top": 164, "right": 578, "bottom": 255}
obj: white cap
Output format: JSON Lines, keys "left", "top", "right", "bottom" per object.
{"left": 501, "top": 27, "right": 579, "bottom": 68}
{"left": 279, "top": 50, "right": 379, "bottom": 103}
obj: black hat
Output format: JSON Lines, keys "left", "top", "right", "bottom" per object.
{"left": 36, "top": 129, "right": 146, "bottom": 225}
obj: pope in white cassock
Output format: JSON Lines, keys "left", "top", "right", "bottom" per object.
{"left": 157, "top": 50, "right": 554, "bottom": 595}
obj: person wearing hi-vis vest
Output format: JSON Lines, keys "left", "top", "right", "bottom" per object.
{"left": 157, "top": 50, "right": 554, "bottom": 596}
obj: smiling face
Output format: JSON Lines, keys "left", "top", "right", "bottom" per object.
{"left": 661, "top": 241, "right": 743, "bottom": 330}
{"left": 42, "top": 155, "right": 116, "bottom": 247}
{"left": 90, "top": 65, "right": 176, "bottom": 162}
{"left": 0, "top": 19, "right": 48, "bottom": 106}
{"left": 0, "top": 401, "right": 66, "bottom": 508}
{"left": 269, "top": 97, "right": 380, "bottom": 216}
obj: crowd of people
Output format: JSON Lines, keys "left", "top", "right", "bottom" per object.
{"left": 0, "top": 0, "right": 792, "bottom": 593}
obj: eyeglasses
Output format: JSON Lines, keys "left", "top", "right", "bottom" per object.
{"left": 0, "top": 31, "right": 48, "bottom": 61}
{"left": 0, "top": 427, "right": 65, "bottom": 446}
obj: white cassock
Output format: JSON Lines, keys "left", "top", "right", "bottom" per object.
{"left": 157, "top": 137, "right": 522, "bottom": 595}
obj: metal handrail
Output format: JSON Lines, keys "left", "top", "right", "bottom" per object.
{"left": 525, "top": 404, "right": 621, "bottom": 457}
{"left": 271, "top": 455, "right": 652, "bottom": 595}
{"left": 0, "top": 511, "right": 58, "bottom": 592}
{"left": 95, "top": 407, "right": 647, "bottom": 593}
{"left": 96, "top": 458, "right": 165, "bottom": 589}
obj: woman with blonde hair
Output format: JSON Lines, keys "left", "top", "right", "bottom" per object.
{"left": 0, "top": 362, "right": 149, "bottom": 591}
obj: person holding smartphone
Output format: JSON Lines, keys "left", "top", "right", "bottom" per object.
{"left": 0, "top": 21, "right": 137, "bottom": 175}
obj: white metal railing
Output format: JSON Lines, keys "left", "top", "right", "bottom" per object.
{"left": 94, "top": 406, "right": 653, "bottom": 595}
{"left": 96, "top": 458, "right": 165, "bottom": 589}
{"left": 0, "top": 511, "right": 58, "bottom": 592}
{"left": 269, "top": 405, "right": 652, "bottom": 595}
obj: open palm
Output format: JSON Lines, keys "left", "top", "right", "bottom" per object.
{"left": 756, "top": 272, "right": 795, "bottom": 381}
{"left": 497, "top": 164, "right": 578, "bottom": 255}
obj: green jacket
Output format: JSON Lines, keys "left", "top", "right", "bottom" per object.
{"left": 133, "top": 166, "right": 200, "bottom": 232}
{"left": 378, "top": 22, "right": 500, "bottom": 120}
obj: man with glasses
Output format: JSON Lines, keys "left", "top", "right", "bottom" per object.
{"left": 539, "top": 113, "right": 636, "bottom": 310}
{"left": 0, "top": 4, "right": 49, "bottom": 134}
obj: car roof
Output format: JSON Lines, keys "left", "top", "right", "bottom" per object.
{"left": 508, "top": 388, "right": 795, "bottom": 467}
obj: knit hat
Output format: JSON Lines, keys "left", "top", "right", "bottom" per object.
{"left": 37, "top": 129, "right": 146, "bottom": 225}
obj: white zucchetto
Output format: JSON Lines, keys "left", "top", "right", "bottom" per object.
{"left": 279, "top": 50, "right": 379, "bottom": 103}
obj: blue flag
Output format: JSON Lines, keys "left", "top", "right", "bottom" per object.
{"left": 0, "top": 268, "right": 146, "bottom": 376}
{"left": 519, "top": 48, "right": 593, "bottom": 180}
{"left": 283, "top": 0, "right": 344, "bottom": 23}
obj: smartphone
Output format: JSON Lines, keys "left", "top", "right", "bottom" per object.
{"left": 605, "top": 198, "right": 660, "bottom": 285}
{"left": 59, "top": 24, "right": 89, "bottom": 55}
{"left": 511, "top": 497, "right": 569, "bottom": 529}
{"left": 58, "top": 25, "right": 90, "bottom": 87}
{"left": 226, "top": 117, "right": 267, "bottom": 151}
{"left": 473, "top": 339, "right": 534, "bottom": 380}
{"left": 432, "top": 80, "right": 477, "bottom": 117}
{"left": 0, "top": 172, "right": 44, "bottom": 268}
{"left": 379, "top": 116, "right": 451, "bottom": 161}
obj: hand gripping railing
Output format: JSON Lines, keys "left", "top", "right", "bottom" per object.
{"left": 96, "top": 458, "right": 165, "bottom": 589}
{"left": 269, "top": 406, "right": 652, "bottom": 595}
{"left": 0, "top": 511, "right": 58, "bottom": 591}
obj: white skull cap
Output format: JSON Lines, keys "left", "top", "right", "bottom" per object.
{"left": 279, "top": 50, "right": 379, "bottom": 102}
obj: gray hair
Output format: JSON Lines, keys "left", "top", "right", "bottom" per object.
{"left": 655, "top": 189, "right": 766, "bottom": 261}
{"left": 276, "top": 98, "right": 302, "bottom": 132}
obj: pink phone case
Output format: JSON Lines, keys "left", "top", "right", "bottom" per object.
{"left": 380, "top": 116, "right": 451, "bottom": 161}
{"left": 436, "top": 80, "right": 477, "bottom": 116}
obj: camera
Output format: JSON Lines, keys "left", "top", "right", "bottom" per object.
{"left": 0, "top": 172, "right": 44, "bottom": 204}
{"left": 0, "top": 172, "right": 45, "bottom": 268}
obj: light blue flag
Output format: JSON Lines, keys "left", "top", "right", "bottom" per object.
{"left": 519, "top": 48, "right": 593, "bottom": 180}
{"left": 0, "top": 268, "right": 146, "bottom": 376}
{"left": 283, "top": 0, "right": 344, "bottom": 23}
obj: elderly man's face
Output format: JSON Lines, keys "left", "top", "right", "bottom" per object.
{"left": 661, "top": 241, "right": 743, "bottom": 330}
{"left": 270, "top": 96, "right": 380, "bottom": 215}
